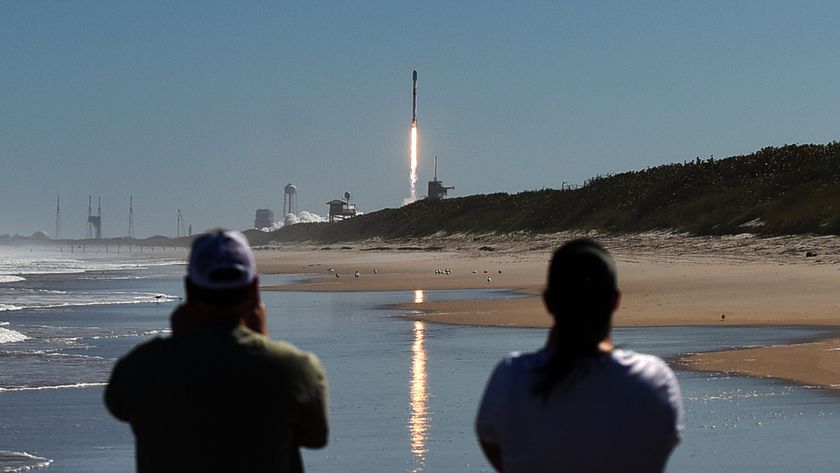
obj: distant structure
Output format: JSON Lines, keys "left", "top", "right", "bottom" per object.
{"left": 283, "top": 183, "right": 298, "bottom": 217}
{"left": 176, "top": 209, "right": 187, "bottom": 238}
{"left": 427, "top": 156, "right": 454, "bottom": 200}
{"left": 55, "top": 194, "right": 61, "bottom": 239}
{"left": 254, "top": 209, "right": 275, "bottom": 229}
{"left": 87, "top": 195, "right": 102, "bottom": 239}
{"left": 128, "top": 196, "right": 135, "bottom": 239}
{"left": 327, "top": 191, "right": 357, "bottom": 222}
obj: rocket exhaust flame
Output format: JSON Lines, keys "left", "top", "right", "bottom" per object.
{"left": 407, "top": 121, "right": 418, "bottom": 204}
{"left": 404, "top": 70, "right": 419, "bottom": 206}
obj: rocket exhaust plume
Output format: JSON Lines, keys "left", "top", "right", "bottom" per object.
{"left": 404, "top": 70, "right": 419, "bottom": 205}
{"left": 408, "top": 121, "right": 418, "bottom": 202}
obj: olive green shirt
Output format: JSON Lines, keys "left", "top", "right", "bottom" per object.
{"left": 105, "top": 325, "right": 328, "bottom": 473}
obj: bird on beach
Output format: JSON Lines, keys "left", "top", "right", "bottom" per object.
{"left": 486, "top": 277, "right": 492, "bottom": 283}
{"left": 354, "top": 270, "right": 360, "bottom": 278}
{"left": 373, "top": 269, "right": 378, "bottom": 274}
{"left": 335, "top": 273, "right": 340, "bottom": 278}
{"left": 721, "top": 314, "right": 726, "bottom": 321}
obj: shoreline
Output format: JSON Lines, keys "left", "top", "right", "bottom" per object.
{"left": 254, "top": 232, "right": 840, "bottom": 391}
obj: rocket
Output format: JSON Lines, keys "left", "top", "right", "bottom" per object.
{"left": 412, "top": 70, "right": 418, "bottom": 124}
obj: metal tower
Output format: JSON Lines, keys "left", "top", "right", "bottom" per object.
{"left": 427, "top": 156, "right": 455, "bottom": 200}
{"left": 87, "top": 196, "right": 92, "bottom": 239}
{"left": 55, "top": 195, "right": 61, "bottom": 239}
{"left": 128, "top": 196, "right": 134, "bottom": 239}
{"left": 86, "top": 195, "right": 102, "bottom": 239}
{"left": 177, "top": 209, "right": 186, "bottom": 238}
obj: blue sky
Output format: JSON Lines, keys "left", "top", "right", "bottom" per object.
{"left": 2, "top": 1, "right": 840, "bottom": 238}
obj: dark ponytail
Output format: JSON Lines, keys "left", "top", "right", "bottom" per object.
{"left": 533, "top": 239, "right": 617, "bottom": 398}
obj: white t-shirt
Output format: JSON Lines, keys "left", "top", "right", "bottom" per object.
{"left": 476, "top": 348, "right": 684, "bottom": 473}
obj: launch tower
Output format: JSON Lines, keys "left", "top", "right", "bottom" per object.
{"left": 87, "top": 195, "right": 102, "bottom": 239}
{"left": 427, "top": 156, "right": 454, "bottom": 200}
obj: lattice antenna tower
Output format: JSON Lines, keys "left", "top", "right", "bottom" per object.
{"left": 97, "top": 196, "right": 102, "bottom": 239}
{"left": 177, "top": 209, "right": 186, "bottom": 238}
{"left": 128, "top": 196, "right": 134, "bottom": 239}
{"left": 86, "top": 195, "right": 93, "bottom": 239}
{"left": 55, "top": 194, "right": 61, "bottom": 239}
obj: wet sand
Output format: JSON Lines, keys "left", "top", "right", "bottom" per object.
{"left": 256, "top": 232, "right": 840, "bottom": 390}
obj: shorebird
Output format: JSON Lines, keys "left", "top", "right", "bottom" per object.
{"left": 354, "top": 270, "right": 360, "bottom": 278}
{"left": 335, "top": 273, "right": 340, "bottom": 278}
{"left": 486, "top": 277, "right": 492, "bottom": 283}
{"left": 373, "top": 269, "right": 378, "bottom": 274}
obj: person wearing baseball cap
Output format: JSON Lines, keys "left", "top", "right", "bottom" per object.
{"left": 106, "top": 230, "right": 328, "bottom": 473}
{"left": 475, "top": 239, "right": 683, "bottom": 473}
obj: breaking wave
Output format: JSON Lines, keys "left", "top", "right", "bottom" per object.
{"left": 0, "top": 275, "right": 25, "bottom": 284}
{"left": 0, "top": 292, "right": 179, "bottom": 312}
{"left": 0, "top": 326, "right": 28, "bottom": 344}
{"left": 0, "top": 250, "right": 184, "bottom": 282}
{"left": 0, "top": 450, "right": 53, "bottom": 472}
{"left": 0, "top": 382, "right": 106, "bottom": 393}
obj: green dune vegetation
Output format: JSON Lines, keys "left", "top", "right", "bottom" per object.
{"left": 257, "top": 143, "right": 840, "bottom": 244}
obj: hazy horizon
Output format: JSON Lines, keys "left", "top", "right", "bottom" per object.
{"left": 3, "top": 2, "right": 840, "bottom": 238}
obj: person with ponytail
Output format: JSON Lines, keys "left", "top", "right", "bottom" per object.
{"left": 475, "top": 239, "right": 683, "bottom": 473}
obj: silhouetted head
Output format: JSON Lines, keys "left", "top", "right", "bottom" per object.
{"left": 184, "top": 230, "right": 258, "bottom": 318}
{"left": 543, "top": 239, "right": 618, "bottom": 346}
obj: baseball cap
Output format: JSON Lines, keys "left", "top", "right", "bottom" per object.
{"left": 187, "top": 230, "right": 257, "bottom": 290}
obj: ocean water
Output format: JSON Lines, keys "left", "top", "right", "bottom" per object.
{"left": 1, "top": 247, "right": 840, "bottom": 472}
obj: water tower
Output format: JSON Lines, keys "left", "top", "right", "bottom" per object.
{"left": 283, "top": 183, "right": 298, "bottom": 217}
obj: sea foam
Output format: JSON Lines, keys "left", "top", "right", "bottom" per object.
{"left": 0, "top": 275, "right": 25, "bottom": 284}
{"left": 0, "top": 450, "right": 53, "bottom": 472}
{"left": 0, "top": 326, "right": 28, "bottom": 344}
{"left": 0, "top": 382, "right": 106, "bottom": 392}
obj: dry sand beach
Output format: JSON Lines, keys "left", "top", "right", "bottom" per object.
{"left": 256, "top": 232, "right": 840, "bottom": 391}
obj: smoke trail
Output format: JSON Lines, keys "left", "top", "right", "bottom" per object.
{"left": 404, "top": 122, "right": 418, "bottom": 205}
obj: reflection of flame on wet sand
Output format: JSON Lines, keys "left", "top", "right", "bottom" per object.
{"left": 410, "top": 320, "right": 428, "bottom": 467}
